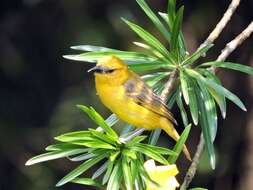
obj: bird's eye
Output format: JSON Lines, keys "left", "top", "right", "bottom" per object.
{"left": 104, "top": 69, "right": 115, "bottom": 74}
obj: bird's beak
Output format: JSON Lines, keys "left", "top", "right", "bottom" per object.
{"left": 87, "top": 66, "right": 100, "bottom": 73}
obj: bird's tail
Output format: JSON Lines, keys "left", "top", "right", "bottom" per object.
{"left": 161, "top": 119, "right": 191, "bottom": 161}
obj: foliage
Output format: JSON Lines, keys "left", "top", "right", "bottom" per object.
{"left": 26, "top": 105, "right": 190, "bottom": 189}
{"left": 26, "top": 0, "right": 253, "bottom": 189}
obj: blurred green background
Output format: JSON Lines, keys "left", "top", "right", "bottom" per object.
{"left": 0, "top": 0, "right": 253, "bottom": 189}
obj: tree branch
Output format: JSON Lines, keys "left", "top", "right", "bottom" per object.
{"left": 200, "top": 0, "right": 241, "bottom": 48}
{"left": 181, "top": 20, "right": 253, "bottom": 190}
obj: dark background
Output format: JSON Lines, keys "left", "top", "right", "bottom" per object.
{"left": 0, "top": 0, "right": 253, "bottom": 190}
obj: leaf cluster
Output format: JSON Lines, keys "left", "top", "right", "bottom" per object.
{"left": 26, "top": 105, "right": 191, "bottom": 189}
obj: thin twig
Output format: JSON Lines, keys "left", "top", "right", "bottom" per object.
{"left": 181, "top": 20, "right": 253, "bottom": 190}
{"left": 216, "top": 21, "right": 253, "bottom": 62}
{"left": 160, "top": 69, "right": 179, "bottom": 102}
{"left": 180, "top": 134, "right": 204, "bottom": 190}
{"left": 200, "top": 0, "right": 241, "bottom": 48}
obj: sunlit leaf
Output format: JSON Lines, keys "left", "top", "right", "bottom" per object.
{"left": 122, "top": 156, "right": 133, "bottom": 190}
{"left": 25, "top": 149, "right": 87, "bottom": 166}
{"left": 195, "top": 85, "right": 216, "bottom": 169}
{"left": 186, "top": 69, "right": 246, "bottom": 111}
{"left": 107, "top": 160, "right": 122, "bottom": 190}
{"left": 56, "top": 152, "right": 108, "bottom": 186}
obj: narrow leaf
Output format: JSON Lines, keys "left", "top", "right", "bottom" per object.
{"left": 56, "top": 152, "right": 107, "bottom": 186}
{"left": 197, "top": 81, "right": 217, "bottom": 142}
{"left": 171, "top": 6, "right": 184, "bottom": 52}
{"left": 77, "top": 105, "right": 119, "bottom": 140}
{"left": 195, "top": 85, "right": 216, "bottom": 169}
{"left": 182, "top": 44, "right": 214, "bottom": 66}
{"left": 180, "top": 70, "right": 190, "bottom": 105}
{"left": 200, "top": 61, "right": 253, "bottom": 75}
{"left": 136, "top": 0, "right": 171, "bottom": 42}
{"left": 168, "top": 124, "right": 191, "bottom": 163}
{"left": 186, "top": 69, "right": 246, "bottom": 111}
{"left": 122, "top": 156, "right": 133, "bottom": 190}
{"left": 122, "top": 18, "right": 175, "bottom": 64}
{"left": 92, "top": 161, "right": 108, "bottom": 179}
{"left": 25, "top": 149, "right": 87, "bottom": 166}
{"left": 187, "top": 78, "right": 199, "bottom": 125}
{"left": 176, "top": 92, "right": 189, "bottom": 127}
{"left": 107, "top": 160, "right": 122, "bottom": 190}
{"left": 71, "top": 177, "right": 104, "bottom": 188}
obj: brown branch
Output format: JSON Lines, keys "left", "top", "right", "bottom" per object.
{"left": 160, "top": 69, "right": 179, "bottom": 102}
{"left": 200, "top": 0, "right": 241, "bottom": 48}
{"left": 181, "top": 20, "right": 253, "bottom": 190}
{"left": 217, "top": 21, "right": 253, "bottom": 62}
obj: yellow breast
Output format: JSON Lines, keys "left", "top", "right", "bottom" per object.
{"left": 95, "top": 80, "right": 161, "bottom": 130}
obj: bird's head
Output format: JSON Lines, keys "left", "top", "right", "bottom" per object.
{"left": 88, "top": 56, "right": 130, "bottom": 84}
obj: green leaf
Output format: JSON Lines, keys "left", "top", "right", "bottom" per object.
{"left": 171, "top": 6, "right": 184, "bottom": 53}
{"left": 182, "top": 44, "right": 214, "bottom": 66}
{"left": 107, "top": 160, "right": 122, "bottom": 190}
{"left": 45, "top": 143, "right": 85, "bottom": 151}
{"left": 68, "top": 153, "right": 95, "bottom": 162}
{"left": 195, "top": 85, "right": 216, "bottom": 169}
{"left": 56, "top": 152, "right": 108, "bottom": 186}
{"left": 129, "top": 61, "right": 175, "bottom": 72}
{"left": 92, "top": 161, "right": 108, "bottom": 179}
{"left": 136, "top": 0, "right": 171, "bottom": 42}
{"left": 142, "top": 72, "right": 170, "bottom": 87}
{"left": 122, "top": 18, "right": 175, "bottom": 64}
{"left": 120, "top": 124, "right": 134, "bottom": 136}
{"left": 189, "top": 188, "right": 208, "bottom": 190}
{"left": 122, "top": 149, "right": 137, "bottom": 160}
{"left": 200, "top": 61, "right": 253, "bottom": 75}
{"left": 89, "top": 129, "right": 117, "bottom": 146}
{"left": 148, "top": 129, "right": 162, "bottom": 145}
{"left": 131, "top": 144, "right": 169, "bottom": 165}
{"left": 54, "top": 131, "right": 92, "bottom": 142}
{"left": 64, "top": 50, "right": 154, "bottom": 63}
{"left": 71, "top": 139, "right": 116, "bottom": 150}
{"left": 102, "top": 160, "right": 114, "bottom": 185}
{"left": 77, "top": 105, "right": 119, "bottom": 140}
{"left": 136, "top": 143, "right": 177, "bottom": 156}
{"left": 186, "top": 69, "right": 247, "bottom": 111}
{"left": 25, "top": 149, "right": 87, "bottom": 166}
{"left": 199, "top": 70, "right": 226, "bottom": 118}
{"left": 105, "top": 114, "right": 119, "bottom": 127}
{"left": 187, "top": 78, "right": 199, "bottom": 125}
{"left": 126, "top": 136, "right": 147, "bottom": 146}
{"left": 167, "top": 0, "right": 176, "bottom": 29}
{"left": 122, "top": 156, "right": 133, "bottom": 190}
{"left": 197, "top": 81, "right": 217, "bottom": 142}
{"left": 168, "top": 124, "right": 191, "bottom": 163}
{"left": 180, "top": 70, "right": 190, "bottom": 105}
{"left": 176, "top": 92, "right": 189, "bottom": 127}
{"left": 71, "top": 177, "right": 104, "bottom": 188}
{"left": 71, "top": 45, "right": 115, "bottom": 52}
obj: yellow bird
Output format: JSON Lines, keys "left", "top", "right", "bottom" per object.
{"left": 88, "top": 56, "right": 191, "bottom": 160}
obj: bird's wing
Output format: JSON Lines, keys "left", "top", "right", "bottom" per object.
{"left": 123, "top": 72, "right": 177, "bottom": 124}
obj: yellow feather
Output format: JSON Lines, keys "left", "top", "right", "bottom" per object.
{"left": 92, "top": 56, "right": 191, "bottom": 160}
